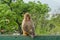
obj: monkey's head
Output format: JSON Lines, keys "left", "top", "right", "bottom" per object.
{"left": 24, "top": 12, "right": 31, "bottom": 21}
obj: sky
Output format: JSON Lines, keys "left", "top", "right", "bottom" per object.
{"left": 23, "top": 0, "right": 60, "bottom": 14}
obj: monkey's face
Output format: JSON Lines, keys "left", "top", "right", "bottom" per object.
{"left": 26, "top": 17, "right": 30, "bottom": 21}
{"left": 24, "top": 14, "right": 30, "bottom": 21}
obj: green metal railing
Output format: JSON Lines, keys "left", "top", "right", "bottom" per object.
{"left": 0, "top": 35, "right": 60, "bottom": 40}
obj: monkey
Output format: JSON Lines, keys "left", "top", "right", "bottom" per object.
{"left": 22, "top": 12, "right": 35, "bottom": 38}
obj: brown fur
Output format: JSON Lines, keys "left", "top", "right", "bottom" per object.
{"left": 22, "top": 12, "right": 35, "bottom": 37}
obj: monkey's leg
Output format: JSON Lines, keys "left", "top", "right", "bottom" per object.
{"left": 29, "top": 30, "right": 35, "bottom": 38}
{"left": 23, "top": 31, "right": 29, "bottom": 36}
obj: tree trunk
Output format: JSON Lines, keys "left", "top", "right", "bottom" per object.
{"left": 16, "top": 19, "right": 22, "bottom": 34}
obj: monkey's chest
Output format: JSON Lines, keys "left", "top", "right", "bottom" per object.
{"left": 26, "top": 22, "right": 32, "bottom": 29}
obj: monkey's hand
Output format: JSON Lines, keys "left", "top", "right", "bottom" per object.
{"left": 29, "top": 29, "right": 35, "bottom": 38}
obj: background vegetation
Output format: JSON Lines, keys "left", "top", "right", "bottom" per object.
{"left": 0, "top": 0, "right": 60, "bottom": 35}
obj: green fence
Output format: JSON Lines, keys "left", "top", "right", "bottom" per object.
{"left": 0, "top": 35, "right": 60, "bottom": 40}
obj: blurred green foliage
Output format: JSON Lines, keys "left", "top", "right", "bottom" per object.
{"left": 0, "top": 0, "right": 60, "bottom": 35}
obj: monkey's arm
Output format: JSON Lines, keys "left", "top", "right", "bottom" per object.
{"left": 23, "top": 25, "right": 29, "bottom": 32}
{"left": 22, "top": 21, "right": 29, "bottom": 32}
{"left": 29, "top": 21, "right": 35, "bottom": 35}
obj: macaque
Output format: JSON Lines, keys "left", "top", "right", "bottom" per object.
{"left": 22, "top": 12, "right": 35, "bottom": 38}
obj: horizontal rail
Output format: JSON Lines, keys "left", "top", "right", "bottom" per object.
{"left": 0, "top": 35, "right": 60, "bottom": 40}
